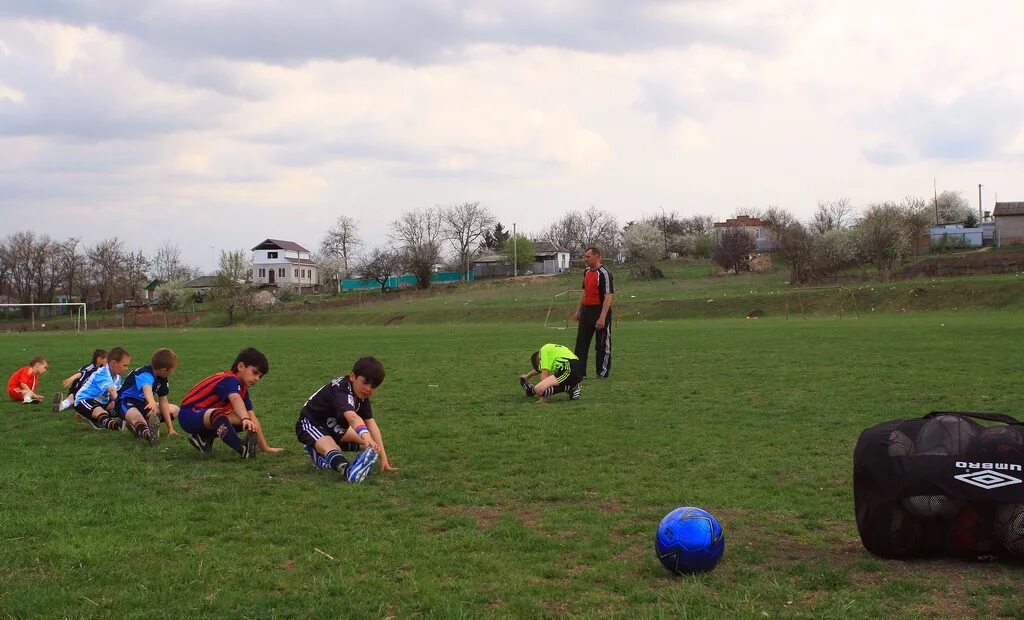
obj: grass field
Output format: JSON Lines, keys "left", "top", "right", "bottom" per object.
{"left": 2, "top": 312, "right": 1024, "bottom": 618}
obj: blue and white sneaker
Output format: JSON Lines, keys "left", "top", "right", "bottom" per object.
{"left": 347, "top": 446, "right": 378, "bottom": 483}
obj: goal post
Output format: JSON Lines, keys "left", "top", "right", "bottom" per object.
{"left": 0, "top": 302, "right": 88, "bottom": 332}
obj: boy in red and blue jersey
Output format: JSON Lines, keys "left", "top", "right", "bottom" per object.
{"left": 115, "top": 348, "right": 181, "bottom": 446}
{"left": 178, "top": 348, "right": 280, "bottom": 459}
{"left": 295, "top": 356, "right": 393, "bottom": 483}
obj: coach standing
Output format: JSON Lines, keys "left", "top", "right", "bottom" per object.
{"left": 573, "top": 246, "right": 614, "bottom": 378}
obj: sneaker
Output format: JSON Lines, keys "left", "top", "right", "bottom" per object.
{"left": 188, "top": 432, "right": 215, "bottom": 453}
{"left": 146, "top": 417, "right": 161, "bottom": 447}
{"left": 520, "top": 377, "right": 534, "bottom": 397}
{"left": 239, "top": 431, "right": 258, "bottom": 460}
{"left": 569, "top": 382, "right": 581, "bottom": 401}
{"left": 52, "top": 392, "right": 63, "bottom": 412}
{"left": 347, "top": 446, "right": 378, "bottom": 483}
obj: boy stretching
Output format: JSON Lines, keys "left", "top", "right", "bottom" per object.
{"left": 295, "top": 356, "right": 393, "bottom": 483}
{"left": 7, "top": 357, "right": 48, "bottom": 403}
{"left": 73, "top": 347, "right": 130, "bottom": 430}
{"left": 178, "top": 348, "right": 280, "bottom": 459}
{"left": 55, "top": 349, "right": 107, "bottom": 412}
{"left": 116, "top": 348, "right": 181, "bottom": 446}
{"left": 519, "top": 343, "right": 583, "bottom": 403}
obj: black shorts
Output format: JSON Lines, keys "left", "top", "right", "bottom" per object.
{"left": 114, "top": 398, "right": 148, "bottom": 418}
{"left": 295, "top": 416, "right": 344, "bottom": 446}
{"left": 555, "top": 359, "right": 584, "bottom": 386}
{"left": 74, "top": 399, "right": 107, "bottom": 418}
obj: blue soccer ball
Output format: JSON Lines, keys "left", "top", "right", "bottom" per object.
{"left": 655, "top": 506, "right": 725, "bottom": 574}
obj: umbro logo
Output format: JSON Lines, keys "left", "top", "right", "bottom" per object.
{"left": 954, "top": 469, "right": 1023, "bottom": 490}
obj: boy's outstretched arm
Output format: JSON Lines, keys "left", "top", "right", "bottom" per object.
{"left": 249, "top": 411, "right": 283, "bottom": 453}
{"left": 365, "top": 418, "right": 396, "bottom": 471}
{"left": 62, "top": 372, "right": 82, "bottom": 389}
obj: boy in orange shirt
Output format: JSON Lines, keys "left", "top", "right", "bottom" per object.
{"left": 7, "top": 357, "right": 48, "bottom": 403}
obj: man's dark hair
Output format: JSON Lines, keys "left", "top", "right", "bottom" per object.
{"left": 92, "top": 349, "right": 108, "bottom": 365}
{"left": 352, "top": 356, "right": 385, "bottom": 387}
{"left": 530, "top": 351, "right": 541, "bottom": 373}
{"left": 234, "top": 347, "right": 270, "bottom": 375}
{"left": 585, "top": 246, "right": 601, "bottom": 257}
{"left": 107, "top": 347, "right": 130, "bottom": 363}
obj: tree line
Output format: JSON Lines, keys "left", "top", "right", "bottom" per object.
{"left": 0, "top": 234, "right": 199, "bottom": 316}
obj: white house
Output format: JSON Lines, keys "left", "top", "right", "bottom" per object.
{"left": 251, "top": 239, "right": 319, "bottom": 290}
{"left": 533, "top": 241, "right": 572, "bottom": 273}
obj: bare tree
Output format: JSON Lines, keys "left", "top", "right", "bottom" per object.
{"left": 151, "top": 241, "right": 195, "bottom": 282}
{"left": 87, "top": 238, "right": 125, "bottom": 309}
{"left": 441, "top": 202, "right": 495, "bottom": 280}
{"left": 319, "top": 215, "right": 362, "bottom": 277}
{"left": 356, "top": 248, "right": 403, "bottom": 295}
{"left": 56, "top": 237, "right": 85, "bottom": 302}
{"left": 540, "top": 208, "right": 619, "bottom": 256}
{"left": 679, "top": 215, "right": 714, "bottom": 236}
{"left": 811, "top": 198, "right": 854, "bottom": 235}
{"left": 539, "top": 211, "right": 584, "bottom": 254}
{"left": 712, "top": 228, "right": 755, "bottom": 273}
{"left": 390, "top": 208, "right": 444, "bottom": 289}
{"left": 121, "top": 250, "right": 151, "bottom": 301}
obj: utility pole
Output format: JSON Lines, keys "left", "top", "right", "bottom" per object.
{"left": 978, "top": 184, "right": 983, "bottom": 222}
{"left": 513, "top": 222, "right": 517, "bottom": 277}
{"left": 933, "top": 179, "right": 939, "bottom": 225}
{"left": 660, "top": 206, "right": 669, "bottom": 259}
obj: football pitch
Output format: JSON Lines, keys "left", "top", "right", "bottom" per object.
{"left": 2, "top": 313, "right": 1023, "bottom": 618}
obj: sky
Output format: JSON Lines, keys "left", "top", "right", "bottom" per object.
{"left": 2, "top": 0, "right": 1023, "bottom": 271}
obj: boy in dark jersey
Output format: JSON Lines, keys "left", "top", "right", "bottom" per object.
{"left": 178, "top": 348, "right": 279, "bottom": 459}
{"left": 519, "top": 343, "right": 583, "bottom": 403}
{"left": 55, "top": 349, "right": 107, "bottom": 412}
{"left": 115, "top": 348, "right": 181, "bottom": 446}
{"left": 295, "top": 356, "right": 394, "bottom": 483}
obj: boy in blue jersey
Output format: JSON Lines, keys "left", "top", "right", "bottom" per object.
{"left": 116, "top": 348, "right": 181, "bottom": 446}
{"left": 54, "top": 349, "right": 106, "bottom": 412}
{"left": 295, "top": 356, "right": 393, "bottom": 483}
{"left": 178, "top": 348, "right": 279, "bottom": 459}
{"left": 73, "top": 347, "right": 130, "bottom": 431}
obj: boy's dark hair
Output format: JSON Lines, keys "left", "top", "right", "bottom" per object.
{"left": 352, "top": 356, "right": 385, "bottom": 387}
{"left": 234, "top": 347, "right": 269, "bottom": 375}
{"left": 530, "top": 351, "right": 541, "bottom": 373}
{"left": 107, "top": 347, "right": 129, "bottom": 363}
{"left": 29, "top": 356, "right": 47, "bottom": 366}
{"left": 586, "top": 246, "right": 601, "bottom": 256}
{"left": 92, "top": 349, "right": 107, "bottom": 365}
{"left": 151, "top": 348, "right": 178, "bottom": 371}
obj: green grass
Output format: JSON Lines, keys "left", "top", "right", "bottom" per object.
{"left": 2, "top": 313, "right": 1024, "bottom": 618}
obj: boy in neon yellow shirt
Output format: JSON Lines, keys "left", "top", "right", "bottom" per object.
{"left": 519, "top": 343, "right": 582, "bottom": 402}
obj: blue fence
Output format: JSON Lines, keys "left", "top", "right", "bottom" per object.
{"left": 342, "top": 271, "right": 472, "bottom": 291}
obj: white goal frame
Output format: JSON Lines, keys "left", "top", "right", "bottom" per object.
{"left": 0, "top": 302, "right": 88, "bottom": 332}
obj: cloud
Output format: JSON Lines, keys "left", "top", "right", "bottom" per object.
{"left": 866, "top": 87, "right": 1024, "bottom": 163}
{"left": 1, "top": 1, "right": 782, "bottom": 66}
